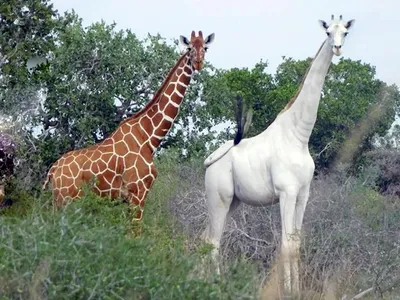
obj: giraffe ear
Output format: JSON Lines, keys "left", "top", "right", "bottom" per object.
{"left": 318, "top": 20, "right": 328, "bottom": 30}
{"left": 179, "top": 35, "right": 190, "bottom": 46}
{"left": 205, "top": 33, "right": 215, "bottom": 45}
{"left": 345, "top": 19, "right": 355, "bottom": 29}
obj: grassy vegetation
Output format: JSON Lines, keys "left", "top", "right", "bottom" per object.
{"left": 1, "top": 151, "right": 400, "bottom": 299}
{"left": 0, "top": 153, "right": 261, "bottom": 300}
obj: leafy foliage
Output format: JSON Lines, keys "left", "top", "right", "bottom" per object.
{"left": 201, "top": 56, "right": 400, "bottom": 169}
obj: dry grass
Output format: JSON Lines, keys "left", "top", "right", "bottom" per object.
{"left": 169, "top": 161, "right": 400, "bottom": 299}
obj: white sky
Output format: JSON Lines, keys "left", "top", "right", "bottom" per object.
{"left": 51, "top": 0, "right": 400, "bottom": 88}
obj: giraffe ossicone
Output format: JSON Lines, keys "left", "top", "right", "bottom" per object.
{"left": 43, "top": 30, "right": 215, "bottom": 223}
{"left": 202, "top": 15, "right": 354, "bottom": 295}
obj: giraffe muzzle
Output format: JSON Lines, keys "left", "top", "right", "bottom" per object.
{"left": 193, "top": 61, "right": 204, "bottom": 71}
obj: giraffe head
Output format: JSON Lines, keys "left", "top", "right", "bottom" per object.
{"left": 318, "top": 15, "right": 355, "bottom": 56}
{"left": 179, "top": 30, "right": 215, "bottom": 71}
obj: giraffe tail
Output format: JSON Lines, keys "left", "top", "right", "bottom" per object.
{"left": 233, "top": 95, "right": 253, "bottom": 145}
{"left": 204, "top": 96, "right": 253, "bottom": 168}
{"left": 42, "top": 165, "right": 56, "bottom": 190}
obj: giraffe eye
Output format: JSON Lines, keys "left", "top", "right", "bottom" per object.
{"left": 326, "top": 32, "right": 331, "bottom": 37}
{"left": 344, "top": 32, "right": 349, "bottom": 36}
{"left": 204, "top": 47, "right": 208, "bottom": 52}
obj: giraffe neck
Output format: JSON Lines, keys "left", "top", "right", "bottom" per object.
{"left": 285, "top": 39, "right": 333, "bottom": 143}
{"left": 122, "top": 52, "right": 194, "bottom": 153}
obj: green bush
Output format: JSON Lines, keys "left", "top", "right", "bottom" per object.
{"left": 0, "top": 154, "right": 261, "bottom": 299}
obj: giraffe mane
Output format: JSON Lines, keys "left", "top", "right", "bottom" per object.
{"left": 277, "top": 40, "right": 327, "bottom": 116}
{"left": 119, "top": 51, "right": 190, "bottom": 126}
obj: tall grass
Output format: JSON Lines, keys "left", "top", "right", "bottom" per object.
{"left": 1, "top": 150, "right": 400, "bottom": 299}
{"left": 168, "top": 158, "right": 400, "bottom": 299}
{"left": 0, "top": 152, "right": 262, "bottom": 300}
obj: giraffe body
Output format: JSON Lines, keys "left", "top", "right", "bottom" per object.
{"left": 202, "top": 16, "right": 354, "bottom": 295}
{"left": 43, "top": 31, "right": 215, "bottom": 221}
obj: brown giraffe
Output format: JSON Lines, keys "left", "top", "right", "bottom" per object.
{"left": 42, "top": 30, "right": 215, "bottom": 222}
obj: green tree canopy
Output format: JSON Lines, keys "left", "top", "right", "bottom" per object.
{"left": 199, "top": 57, "right": 400, "bottom": 170}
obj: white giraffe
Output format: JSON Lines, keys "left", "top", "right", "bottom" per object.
{"left": 201, "top": 15, "right": 355, "bottom": 294}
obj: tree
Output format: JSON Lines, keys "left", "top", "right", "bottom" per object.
{"left": 198, "top": 61, "right": 275, "bottom": 141}
{"left": 198, "top": 57, "right": 400, "bottom": 170}
{"left": 0, "top": 0, "right": 66, "bottom": 189}
{"left": 26, "top": 14, "right": 179, "bottom": 174}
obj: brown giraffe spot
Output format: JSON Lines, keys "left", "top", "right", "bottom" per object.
{"left": 112, "top": 129, "right": 123, "bottom": 141}
{"left": 159, "top": 97, "right": 169, "bottom": 111}
{"left": 176, "top": 66, "right": 183, "bottom": 76}
{"left": 55, "top": 176, "right": 61, "bottom": 187}
{"left": 150, "top": 136, "right": 160, "bottom": 149}
{"left": 116, "top": 156, "right": 125, "bottom": 174}
{"left": 152, "top": 112, "right": 164, "bottom": 127}
{"left": 115, "top": 141, "right": 129, "bottom": 156}
{"left": 135, "top": 156, "right": 149, "bottom": 175}
{"left": 165, "top": 83, "right": 175, "bottom": 95}
{"left": 159, "top": 118, "right": 173, "bottom": 130}
{"left": 100, "top": 138, "right": 114, "bottom": 147}
{"left": 96, "top": 172, "right": 112, "bottom": 192}
{"left": 90, "top": 161, "right": 100, "bottom": 174}
{"left": 70, "top": 160, "right": 81, "bottom": 173}
{"left": 131, "top": 197, "right": 140, "bottom": 206}
{"left": 61, "top": 165, "right": 72, "bottom": 177}
{"left": 81, "top": 169, "right": 94, "bottom": 182}
{"left": 124, "top": 152, "right": 137, "bottom": 168}
{"left": 61, "top": 175, "right": 73, "bottom": 188}
{"left": 137, "top": 180, "right": 145, "bottom": 192}
{"left": 108, "top": 155, "right": 118, "bottom": 171}
{"left": 58, "top": 157, "right": 66, "bottom": 166}
{"left": 176, "top": 83, "right": 185, "bottom": 95}
{"left": 69, "top": 161, "right": 80, "bottom": 176}
{"left": 122, "top": 134, "right": 140, "bottom": 153}
{"left": 98, "top": 144, "right": 113, "bottom": 154}
{"left": 101, "top": 153, "right": 113, "bottom": 164}
{"left": 184, "top": 66, "right": 192, "bottom": 74}
{"left": 171, "top": 92, "right": 182, "bottom": 105}
{"left": 148, "top": 106, "right": 157, "bottom": 115}
{"left": 120, "top": 123, "right": 131, "bottom": 135}
{"left": 142, "top": 174, "right": 154, "bottom": 187}
{"left": 67, "top": 185, "right": 78, "bottom": 197}
{"left": 140, "top": 116, "right": 152, "bottom": 134}
{"left": 84, "top": 150, "right": 96, "bottom": 160}
{"left": 123, "top": 167, "right": 140, "bottom": 185}
{"left": 64, "top": 155, "right": 74, "bottom": 165}
{"left": 95, "top": 159, "right": 107, "bottom": 173}
{"left": 102, "top": 169, "right": 116, "bottom": 185}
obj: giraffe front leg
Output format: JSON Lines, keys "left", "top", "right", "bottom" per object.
{"left": 122, "top": 160, "right": 157, "bottom": 237}
{"left": 126, "top": 191, "right": 148, "bottom": 237}
{"left": 279, "top": 189, "right": 301, "bottom": 296}
{"left": 124, "top": 175, "right": 156, "bottom": 237}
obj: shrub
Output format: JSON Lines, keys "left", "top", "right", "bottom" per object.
{"left": 0, "top": 154, "right": 261, "bottom": 299}
{"left": 169, "top": 157, "right": 400, "bottom": 299}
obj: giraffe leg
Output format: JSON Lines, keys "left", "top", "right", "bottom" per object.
{"left": 279, "top": 189, "right": 300, "bottom": 296}
{"left": 125, "top": 188, "right": 151, "bottom": 237}
{"left": 202, "top": 164, "right": 235, "bottom": 275}
{"left": 121, "top": 161, "right": 157, "bottom": 236}
{"left": 290, "top": 185, "right": 311, "bottom": 292}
